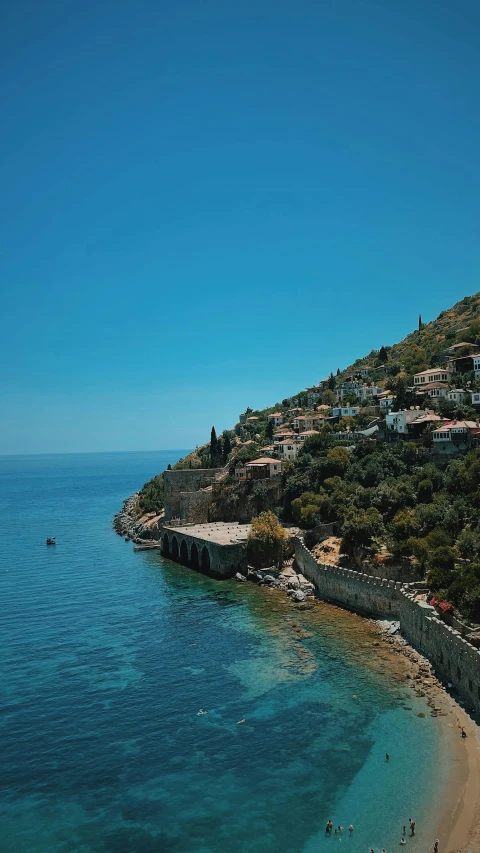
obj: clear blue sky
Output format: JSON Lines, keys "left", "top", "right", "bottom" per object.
{"left": 1, "top": 0, "right": 480, "bottom": 454}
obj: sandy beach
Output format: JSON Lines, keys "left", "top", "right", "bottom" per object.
{"left": 375, "top": 625, "right": 480, "bottom": 853}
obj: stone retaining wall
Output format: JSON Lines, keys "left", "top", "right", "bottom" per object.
{"left": 294, "top": 537, "right": 480, "bottom": 714}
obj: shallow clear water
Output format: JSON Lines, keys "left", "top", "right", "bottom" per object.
{"left": 0, "top": 452, "right": 444, "bottom": 853}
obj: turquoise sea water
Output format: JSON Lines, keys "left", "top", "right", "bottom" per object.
{"left": 0, "top": 451, "right": 445, "bottom": 853}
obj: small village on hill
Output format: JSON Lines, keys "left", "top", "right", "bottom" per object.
{"left": 115, "top": 292, "right": 480, "bottom": 716}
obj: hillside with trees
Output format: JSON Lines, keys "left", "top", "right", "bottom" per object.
{"left": 135, "top": 291, "right": 480, "bottom": 623}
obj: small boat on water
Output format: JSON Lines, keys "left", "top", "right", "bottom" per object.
{"left": 46, "top": 537, "right": 56, "bottom": 545}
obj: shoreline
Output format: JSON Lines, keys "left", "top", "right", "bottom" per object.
{"left": 117, "top": 503, "right": 480, "bottom": 851}
{"left": 377, "top": 626, "right": 480, "bottom": 853}
{"left": 248, "top": 580, "right": 480, "bottom": 853}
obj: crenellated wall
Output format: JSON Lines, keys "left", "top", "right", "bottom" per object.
{"left": 294, "top": 538, "right": 480, "bottom": 714}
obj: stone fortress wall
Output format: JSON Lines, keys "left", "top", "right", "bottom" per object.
{"left": 164, "top": 469, "right": 223, "bottom": 521}
{"left": 294, "top": 538, "right": 480, "bottom": 714}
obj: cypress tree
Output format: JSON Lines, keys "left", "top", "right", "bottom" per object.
{"left": 223, "top": 434, "right": 232, "bottom": 462}
{"left": 210, "top": 426, "right": 218, "bottom": 463}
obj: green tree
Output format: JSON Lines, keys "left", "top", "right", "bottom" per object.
{"left": 391, "top": 509, "right": 419, "bottom": 541}
{"left": 328, "top": 372, "right": 336, "bottom": 390}
{"left": 378, "top": 345, "right": 388, "bottom": 362}
{"left": 341, "top": 507, "right": 384, "bottom": 554}
{"left": 210, "top": 426, "right": 218, "bottom": 462}
{"left": 265, "top": 420, "right": 274, "bottom": 440}
{"left": 222, "top": 434, "right": 232, "bottom": 463}
{"left": 247, "top": 511, "right": 288, "bottom": 568}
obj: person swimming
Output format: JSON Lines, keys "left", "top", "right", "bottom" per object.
{"left": 348, "top": 825, "right": 354, "bottom": 834}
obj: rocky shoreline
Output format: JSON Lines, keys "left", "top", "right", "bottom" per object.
{"left": 113, "top": 494, "right": 141, "bottom": 540}
{"left": 236, "top": 560, "right": 316, "bottom": 603}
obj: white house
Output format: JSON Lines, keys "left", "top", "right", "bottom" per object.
{"left": 268, "top": 412, "right": 285, "bottom": 426}
{"left": 413, "top": 368, "right": 452, "bottom": 385}
{"left": 332, "top": 406, "right": 360, "bottom": 418}
{"left": 293, "top": 415, "right": 326, "bottom": 431}
{"left": 446, "top": 388, "right": 468, "bottom": 403}
{"left": 359, "top": 385, "right": 383, "bottom": 400}
{"left": 472, "top": 393, "right": 480, "bottom": 406}
{"left": 274, "top": 440, "right": 300, "bottom": 461}
{"left": 474, "top": 356, "right": 480, "bottom": 378}
{"left": 385, "top": 410, "right": 420, "bottom": 435}
{"left": 296, "top": 429, "right": 320, "bottom": 442}
{"left": 379, "top": 396, "right": 395, "bottom": 410}
{"left": 420, "top": 383, "right": 449, "bottom": 400}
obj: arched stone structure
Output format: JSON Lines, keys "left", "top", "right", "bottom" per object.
{"left": 180, "top": 539, "right": 189, "bottom": 566}
{"left": 160, "top": 523, "right": 248, "bottom": 578}
{"left": 201, "top": 545, "right": 211, "bottom": 573}
{"left": 171, "top": 536, "right": 179, "bottom": 562}
{"left": 162, "top": 533, "right": 170, "bottom": 557}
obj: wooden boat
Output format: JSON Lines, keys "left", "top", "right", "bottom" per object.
{"left": 46, "top": 537, "right": 56, "bottom": 545}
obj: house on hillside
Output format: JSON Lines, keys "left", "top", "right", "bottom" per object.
{"left": 293, "top": 414, "right": 325, "bottom": 431}
{"left": 332, "top": 406, "right": 361, "bottom": 418}
{"left": 432, "top": 421, "right": 480, "bottom": 454}
{"left": 274, "top": 441, "right": 300, "bottom": 461}
{"left": 413, "top": 368, "right": 452, "bottom": 386}
{"left": 414, "top": 382, "right": 449, "bottom": 401}
{"left": 267, "top": 412, "right": 285, "bottom": 426}
{"left": 446, "top": 388, "right": 468, "bottom": 404}
{"left": 386, "top": 409, "right": 443, "bottom": 439}
{"left": 235, "top": 457, "right": 284, "bottom": 481}
{"left": 472, "top": 393, "right": 480, "bottom": 406}
{"left": 378, "top": 393, "right": 395, "bottom": 411}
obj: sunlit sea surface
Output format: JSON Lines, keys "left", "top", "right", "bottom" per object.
{"left": 0, "top": 451, "right": 446, "bottom": 853}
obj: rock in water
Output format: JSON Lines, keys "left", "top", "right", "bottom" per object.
{"left": 294, "top": 590, "right": 306, "bottom": 602}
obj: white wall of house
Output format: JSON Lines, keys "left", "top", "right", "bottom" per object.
{"left": 385, "top": 410, "right": 418, "bottom": 434}
{"left": 332, "top": 406, "right": 361, "bottom": 417}
{"left": 414, "top": 369, "right": 451, "bottom": 385}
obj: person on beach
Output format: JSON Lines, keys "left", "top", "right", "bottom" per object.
{"left": 402, "top": 826, "right": 406, "bottom": 837}
{"left": 434, "top": 840, "right": 439, "bottom": 853}
{"left": 326, "top": 820, "right": 333, "bottom": 834}
{"left": 409, "top": 819, "right": 415, "bottom": 836}
{"left": 461, "top": 726, "right": 467, "bottom": 739}
{"left": 386, "top": 753, "right": 390, "bottom": 761}
{"left": 400, "top": 839, "right": 406, "bottom": 846}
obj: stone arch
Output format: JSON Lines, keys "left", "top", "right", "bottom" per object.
{"left": 171, "top": 536, "right": 179, "bottom": 562}
{"left": 180, "top": 539, "right": 189, "bottom": 566}
{"left": 162, "top": 533, "right": 170, "bottom": 557}
{"left": 190, "top": 542, "right": 199, "bottom": 569}
{"left": 201, "top": 545, "right": 211, "bottom": 573}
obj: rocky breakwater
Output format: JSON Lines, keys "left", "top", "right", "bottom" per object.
{"left": 236, "top": 560, "right": 316, "bottom": 603}
{"left": 113, "top": 494, "right": 162, "bottom": 543}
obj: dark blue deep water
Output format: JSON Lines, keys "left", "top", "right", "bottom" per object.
{"left": 0, "top": 452, "right": 445, "bottom": 853}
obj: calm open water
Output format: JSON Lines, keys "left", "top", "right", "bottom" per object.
{"left": 0, "top": 451, "right": 445, "bottom": 853}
